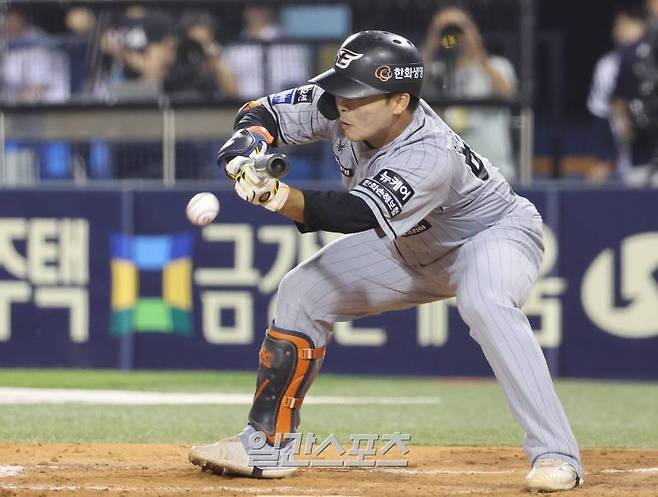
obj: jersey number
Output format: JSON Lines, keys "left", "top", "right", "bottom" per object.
{"left": 461, "top": 144, "right": 489, "bottom": 181}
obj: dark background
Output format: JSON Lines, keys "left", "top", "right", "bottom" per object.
{"left": 6, "top": 0, "right": 642, "bottom": 121}
{"left": 537, "top": 0, "right": 626, "bottom": 120}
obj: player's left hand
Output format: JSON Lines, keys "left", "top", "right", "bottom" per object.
{"left": 229, "top": 156, "right": 290, "bottom": 212}
{"left": 217, "top": 126, "right": 274, "bottom": 180}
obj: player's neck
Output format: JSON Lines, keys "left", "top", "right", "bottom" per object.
{"left": 365, "top": 110, "right": 415, "bottom": 149}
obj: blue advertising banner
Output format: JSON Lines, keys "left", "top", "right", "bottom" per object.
{"left": 557, "top": 190, "right": 658, "bottom": 379}
{"left": 0, "top": 190, "right": 124, "bottom": 367}
{"left": 0, "top": 187, "right": 656, "bottom": 378}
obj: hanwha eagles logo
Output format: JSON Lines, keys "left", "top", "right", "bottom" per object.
{"left": 374, "top": 65, "right": 392, "bottom": 82}
{"left": 335, "top": 48, "right": 364, "bottom": 69}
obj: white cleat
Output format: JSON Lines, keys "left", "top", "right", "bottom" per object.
{"left": 525, "top": 458, "right": 583, "bottom": 492}
{"left": 188, "top": 436, "right": 297, "bottom": 479}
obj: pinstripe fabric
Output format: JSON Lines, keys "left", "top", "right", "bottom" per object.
{"left": 260, "top": 84, "right": 582, "bottom": 477}
{"left": 273, "top": 199, "right": 581, "bottom": 476}
{"left": 453, "top": 199, "right": 581, "bottom": 474}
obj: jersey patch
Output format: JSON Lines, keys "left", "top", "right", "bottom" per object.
{"left": 271, "top": 89, "right": 295, "bottom": 105}
{"left": 360, "top": 178, "right": 402, "bottom": 217}
{"left": 292, "top": 86, "right": 314, "bottom": 104}
{"left": 359, "top": 170, "right": 415, "bottom": 218}
{"left": 373, "top": 169, "right": 415, "bottom": 205}
{"left": 272, "top": 87, "right": 315, "bottom": 106}
{"left": 402, "top": 219, "right": 431, "bottom": 237}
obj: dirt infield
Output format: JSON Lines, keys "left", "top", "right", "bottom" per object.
{"left": 0, "top": 444, "right": 657, "bottom": 496}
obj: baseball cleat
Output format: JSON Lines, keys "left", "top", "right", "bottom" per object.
{"left": 189, "top": 435, "right": 297, "bottom": 479}
{"left": 525, "top": 458, "right": 583, "bottom": 492}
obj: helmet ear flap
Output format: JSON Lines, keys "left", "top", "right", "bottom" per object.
{"left": 317, "top": 92, "right": 339, "bottom": 120}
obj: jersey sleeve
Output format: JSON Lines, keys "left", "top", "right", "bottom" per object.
{"left": 258, "top": 84, "right": 334, "bottom": 145}
{"left": 349, "top": 147, "right": 452, "bottom": 240}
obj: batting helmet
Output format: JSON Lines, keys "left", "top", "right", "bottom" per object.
{"left": 309, "top": 30, "right": 424, "bottom": 99}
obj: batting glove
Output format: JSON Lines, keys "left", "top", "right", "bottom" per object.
{"left": 231, "top": 157, "right": 290, "bottom": 212}
{"left": 217, "top": 126, "right": 274, "bottom": 181}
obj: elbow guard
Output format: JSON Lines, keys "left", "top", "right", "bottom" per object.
{"left": 233, "top": 100, "right": 279, "bottom": 143}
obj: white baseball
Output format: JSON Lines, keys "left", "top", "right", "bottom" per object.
{"left": 186, "top": 192, "right": 220, "bottom": 226}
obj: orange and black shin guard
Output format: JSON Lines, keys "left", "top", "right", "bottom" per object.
{"left": 249, "top": 327, "right": 325, "bottom": 445}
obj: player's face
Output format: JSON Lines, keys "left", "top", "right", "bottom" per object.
{"left": 335, "top": 94, "right": 411, "bottom": 148}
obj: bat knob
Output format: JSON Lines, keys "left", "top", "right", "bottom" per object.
{"left": 267, "top": 155, "right": 289, "bottom": 178}
{"left": 253, "top": 153, "right": 290, "bottom": 179}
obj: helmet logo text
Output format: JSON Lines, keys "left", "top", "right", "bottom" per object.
{"left": 335, "top": 48, "right": 364, "bottom": 69}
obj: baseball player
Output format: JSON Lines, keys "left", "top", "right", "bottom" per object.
{"left": 189, "top": 30, "right": 583, "bottom": 492}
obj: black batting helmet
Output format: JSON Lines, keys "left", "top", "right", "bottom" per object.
{"left": 310, "top": 30, "right": 424, "bottom": 99}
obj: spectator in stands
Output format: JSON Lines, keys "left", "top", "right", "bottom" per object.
{"left": 610, "top": 0, "right": 658, "bottom": 186}
{"left": 95, "top": 6, "right": 176, "bottom": 178}
{"left": 161, "top": 11, "right": 240, "bottom": 179}
{"left": 66, "top": 6, "right": 96, "bottom": 38}
{"left": 100, "top": 5, "right": 176, "bottom": 98}
{"left": 64, "top": 6, "right": 98, "bottom": 97}
{"left": 64, "top": 6, "right": 115, "bottom": 179}
{"left": 163, "top": 11, "right": 238, "bottom": 101}
{"left": 223, "top": 2, "right": 309, "bottom": 98}
{"left": 1, "top": 6, "right": 70, "bottom": 103}
{"left": 1, "top": 5, "right": 74, "bottom": 181}
{"left": 422, "top": 5, "right": 517, "bottom": 180}
{"left": 586, "top": 6, "right": 646, "bottom": 184}
{"left": 240, "top": 3, "right": 284, "bottom": 41}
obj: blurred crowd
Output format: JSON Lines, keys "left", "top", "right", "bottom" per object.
{"left": 587, "top": 0, "right": 658, "bottom": 186}
{"left": 1, "top": 1, "right": 525, "bottom": 182}
{"left": 0, "top": 2, "right": 312, "bottom": 103}
{"left": 1, "top": 1, "right": 657, "bottom": 186}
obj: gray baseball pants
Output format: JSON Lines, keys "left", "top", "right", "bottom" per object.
{"left": 272, "top": 198, "right": 583, "bottom": 476}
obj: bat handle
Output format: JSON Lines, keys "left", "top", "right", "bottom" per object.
{"left": 253, "top": 153, "right": 290, "bottom": 179}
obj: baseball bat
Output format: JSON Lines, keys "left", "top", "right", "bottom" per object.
{"left": 253, "top": 153, "right": 290, "bottom": 179}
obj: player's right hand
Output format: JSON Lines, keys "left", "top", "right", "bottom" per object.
{"left": 229, "top": 156, "right": 290, "bottom": 212}
{"left": 217, "top": 126, "right": 274, "bottom": 180}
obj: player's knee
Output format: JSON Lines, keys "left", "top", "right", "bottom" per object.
{"left": 455, "top": 290, "right": 478, "bottom": 327}
{"left": 456, "top": 286, "right": 511, "bottom": 327}
{"left": 277, "top": 265, "right": 307, "bottom": 302}
{"left": 276, "top": 265, "right": 320, "bottom": 324}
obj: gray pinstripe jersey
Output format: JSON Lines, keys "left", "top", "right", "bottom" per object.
{"left": 262, "top": 85, "right": 518, "bottom": 265}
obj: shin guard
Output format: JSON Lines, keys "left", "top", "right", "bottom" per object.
{"left": 249, "top": 327, "right": 325, "bottom": 444}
